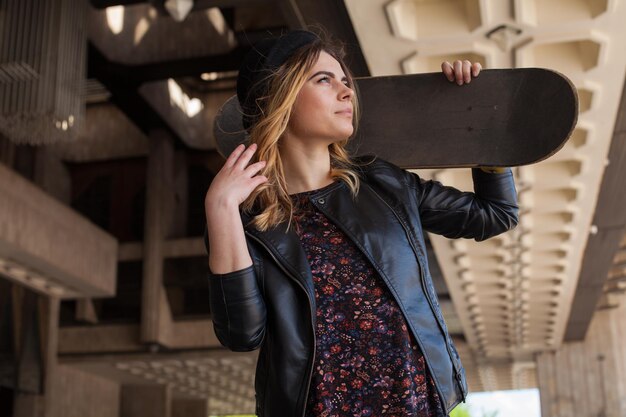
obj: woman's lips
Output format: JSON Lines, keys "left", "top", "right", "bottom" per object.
{"left": 336, "top": 109, "right": 353, "bottom": 117}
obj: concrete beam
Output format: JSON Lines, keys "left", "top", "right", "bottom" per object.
{"left": 58, "top": 320, "right": 221, "bottom": 354}
{"left": 119, "top": 237, "right": 206, "bottom": 261}
{"left": 59, "top": 324, "right": 144, "bottom": 355}
{"left": 565, "top": 94, "right": 626, "bottom": 340}
{"left": 0, "top": 164, "right": 118, "bottom": 298}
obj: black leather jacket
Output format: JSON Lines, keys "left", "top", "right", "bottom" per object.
{"left": 206, "top": 156, "right": 518, "bottom": 417}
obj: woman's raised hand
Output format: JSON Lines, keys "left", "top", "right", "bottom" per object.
{"left": 205, "top": 143, "right": 264, "bottom": 273}
{"left": 441, "top": 60, "right": 482, "bottom": 85}
{"left": 205, "top": 143, "right": 268, "bottom": 212}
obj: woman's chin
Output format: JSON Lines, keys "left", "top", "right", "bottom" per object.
{"left": 335, "top": 126, "right": 354, "bottom": 142}
{"left": 328, "top": 134, "right": 353, "bottom": 145}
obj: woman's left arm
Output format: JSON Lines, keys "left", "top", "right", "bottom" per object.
{"left": 407, "top": 168, "right": 519, "bottom": 241}
{"left": 408, "top": 60, "right": 519, "bottom": 241}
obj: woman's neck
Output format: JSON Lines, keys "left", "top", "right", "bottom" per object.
{"left": 280, "top": 144, "right": 334, "bottom": 195}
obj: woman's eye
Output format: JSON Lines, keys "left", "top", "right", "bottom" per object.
{"left": 318, "top": 76, "right": 331, "bottom": 83}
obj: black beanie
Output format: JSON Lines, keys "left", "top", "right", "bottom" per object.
{"left": 236, "top": 30, "right": 320, "bottom": 130}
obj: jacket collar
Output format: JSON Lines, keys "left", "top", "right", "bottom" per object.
{"left": 241, "top": 180, "right": 346, "bottom": 301}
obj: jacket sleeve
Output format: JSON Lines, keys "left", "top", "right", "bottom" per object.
{"left": 404, "top": 168, "right": 519, "bottom": 241}
{"left": 204, "top": 228, "right": 267, "bottom": 351}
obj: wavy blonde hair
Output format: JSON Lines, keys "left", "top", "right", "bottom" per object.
{"left": 240, "top": 36, "right": 363, "bottom": 232}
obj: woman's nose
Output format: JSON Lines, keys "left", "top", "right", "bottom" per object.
{"left": 339, "top": 83, "right": 353, "bottom": 100}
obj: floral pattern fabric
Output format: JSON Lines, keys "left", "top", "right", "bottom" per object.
{"left": 291, "top": 186, "right": 446, "bottom": 417}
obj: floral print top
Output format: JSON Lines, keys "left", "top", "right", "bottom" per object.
{"left": 291, "top": 183, "right": 446, "bottom": 417}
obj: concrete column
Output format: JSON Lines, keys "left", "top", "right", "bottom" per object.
{"left": 535, "top": 297, "right": 626, "bottom": 417}
{"left": 141, "top": 129, "right": 175, "bottom": 344}
{"left": 40, "top": 296, "right": 59, "bottom": 417}
{"left": 13, "top": 395, "right": 44, "bottom": 417}
{"left": 32, "top": 147, "right": 71, "bottom": 204}
{"left": 171, "top": 398, "right": 208, "bottom": 417}
{"left": 46, "top": 365, "right": 120, "bottom": 417}
{"left": 121, "top": 384, "right": 171, "bottom": 417}
{"left": 75, "top": 299, "right": 98, "bottom": 324}
{"left": 12, "top": 292, "right": 59, "bottom": 417}
{"left": 0, "top": 134, "right": 15, "bottom": 167}
{"left": 169, "top": 151, "right": 188, "bottom": 238}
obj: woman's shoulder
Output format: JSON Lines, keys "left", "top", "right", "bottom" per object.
{"left": 351, "top": 154, "right": 409, "bottom": 182}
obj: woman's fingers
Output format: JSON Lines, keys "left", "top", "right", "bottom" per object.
{"left": 472, "top": 62, "right": 482, "bottom": 77}
{"left": 453, "top": 60, "right": 463, "bottom": 85}
{"left": 244, "top": 160, "right": 267, "bottom": 177}
{"left": 206, "top": 143, "right": 267, "bottom": 208}
{"left": 224, "top": 143, "right": 246, "bottom": 169}
{"left": 441, "top": 61, "right": 454, "bottom": 82}
{"left": 442, "top": 60, "right": 483, "bottom": 84}
{"left": 251, "top": 174, "right": 268, "bottom": 188}
{"left": 241, "top": 161, "right": 268, "bottom": 196}
{"left": 232, "top": 143, "right": 258, "bottom": 170}
{"left": 462, "top": 60, "right": 472, "bottom": 83}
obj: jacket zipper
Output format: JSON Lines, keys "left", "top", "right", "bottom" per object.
{"left": 407, "top": 233, "right": 467, "bottom": 403}
{"left": 244, "top": 231, "right": 316, "bottom": 417}
{"left": 365, "top": 187, "right": 467, "bottom": 404}
{"left": 408, "top": 237, "right": 466, "bottom": 403}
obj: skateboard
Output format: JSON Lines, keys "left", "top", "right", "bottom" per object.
{"left": 214, "top": 68, "right": 578, "bottom": 168}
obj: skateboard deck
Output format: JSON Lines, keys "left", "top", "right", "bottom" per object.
{"left": 349, "top": 68, "right": 577, "bottom": 168}
{"left": 214, "top": 68, "right": 578, "bottom": 168}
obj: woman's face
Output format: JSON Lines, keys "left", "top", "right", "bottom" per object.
{"left": 284, "top": 51, "right": 354, "bottom": 147}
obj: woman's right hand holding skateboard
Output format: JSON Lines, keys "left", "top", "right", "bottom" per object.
{"left": 204, "top": 143, "right": 267, "bottom": 274}
{"left": 441, "top": 60, "right": 482, "bottom": 85}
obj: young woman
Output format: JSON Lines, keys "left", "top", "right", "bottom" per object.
{"left": 204, "top": 30, "right": 518, "bottom": 417}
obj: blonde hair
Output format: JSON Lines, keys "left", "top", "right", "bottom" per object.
{"left": 240, "top": 37, "right": 363, "bottom": 232}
